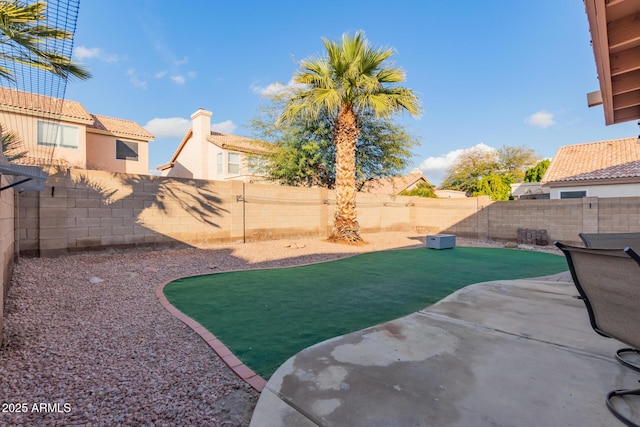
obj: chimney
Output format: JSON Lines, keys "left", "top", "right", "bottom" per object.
{"left": 191, "top": 108, "right": 212, "bottom": 179}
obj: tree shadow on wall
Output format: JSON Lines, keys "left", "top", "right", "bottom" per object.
{"left": 66, "top": 170, "right": 229, "bottom": 232}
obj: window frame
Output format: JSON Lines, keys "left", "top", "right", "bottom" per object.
{"left": 216, "top": 152, "right": 223, "bottom": 174}
{"left": 227, "top": 152, "right": 240, "bottom": 174}
{"left": 115, "top": 139, "right": 139, "bottom": 161}
{"left": 559, "top": 190, "right": 587, "bottom": 199}
{"left": 37, "top": 120, "right": 79, "bottom": 149}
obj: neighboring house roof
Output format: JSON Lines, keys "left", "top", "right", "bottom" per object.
{"left": 88, "top": 114, "right": 154, "bottom": 141}
{"left": 207, "top": 131, "right": 273, "bottom": 155}
{"left": 0, "top": 86, "right": 93, "bottom": 124}
{"left": 542, "top": 137, "right": 640, "bottom": 186}
{"left": 360, "top": 169, "right": 431, "bottom": 194}
{"left": 158, "top": 129, "right": 273, "bottom": 171}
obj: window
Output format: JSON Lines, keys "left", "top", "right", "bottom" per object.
{"left": 560, "top": 191, "right": 587, "bottom": 199}
{"left": 228, "top": 152, "right": 240, "bottom": 174}
{"left": 116, "top": 140, "right": 138, "bottom": 161}
{"left": 37, "top": 121, "right": 79, "bottom": 149}
{"left": 247, "top": 155, "right": 266, "bottom": 174}
{"left": 217, "top": 152, "right": 223, "bottom": 174}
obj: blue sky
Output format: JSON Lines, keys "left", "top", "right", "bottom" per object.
{"left": 66, "top": 0, "right": 638, "bottom": 184}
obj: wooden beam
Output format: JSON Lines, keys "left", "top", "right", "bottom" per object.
{"left": 613, "top": 89, "right": 640, "bottom": 110}
{"left": 585, "top": 0, "right": 616, "bottom": 125}
{"left": 612, "top": 68, "right": 640, "bottom": 94}
{"left": 610, "top": 45, "right": 640, "bottom": 76}
{"left": 613, "top": 104, "right": 640, "bottom": 123}
{"left": 607, "top": 12, "right": 640, "bottom": 53}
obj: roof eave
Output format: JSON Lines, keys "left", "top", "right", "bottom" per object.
{"left": 0, "top": 104, "right": 93, "bottom": 125}
{"left": 543, "top": 176, "right": 640, "bottom": 187}
{"left": 86, "top": 127, "right": 155, "bottom": 142}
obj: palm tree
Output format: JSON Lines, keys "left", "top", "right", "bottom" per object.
{"left": 279, "top": 31, "right": 421, "bottom": 244}
{"left": 0, "top": 0, "right": 91, "bottom": 81}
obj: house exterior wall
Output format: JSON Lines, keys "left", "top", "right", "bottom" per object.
{"left": 85, "top": 132, "right": 149, "bottom": 175}
{"left": 168, "top": 138, "right": 262, "bottom": 182}
{"left": 0, "top": 110, "right": 87, "bottom": 168}
{"left": 549, "top": 182, "right": 640, "bottom": 199}
{"left": 165, "top": 134, "right": 200, "bottom": 179}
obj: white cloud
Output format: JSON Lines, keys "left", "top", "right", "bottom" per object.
{"left": 73, "top": 45, "right": 123, "bottom": 62}
{"left": 212, "top": 120, "right": 236, "bottom": 134}
{"left": 251, "top": 79, "right": 307, "bottom": 97}
{"left": 127, "top": 68, "right": 147, "bottom": 89}
{"left": 143, "top": 117, "right": 190, "bottom": 138}
{"left": 418, "top": 143, "right": 495, "bottom": 186}
{"left": 143, "top": 117, "right": 237, "bottom": 138}
{"left": 171, "top": 75, "right": 186, "bottom": 85}
{"left": 155, "top": 70, "right": 168, "bottom": 78}
{"left": 526, "top": 110, "right": 556, "bottom": 128}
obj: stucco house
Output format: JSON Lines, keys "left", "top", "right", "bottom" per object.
{"left": 510, "top": 182, "right": 550, "bottom": 200}
{"left": 360, "top": 169, "right": 432, "bottom": 195}
{"left": 0, "top": 87, "right": 154, "bottom": 175}
{"left": 158, "top": 108, "right": 273, "bottom": 182}
{"left": 541, "top": 136, "right": 640, "bottom": 198}
{"left": 359, "top": 168, "right": 465, "bottom": 198}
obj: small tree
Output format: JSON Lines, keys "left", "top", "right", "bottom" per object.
{"left": 440, "top": 147, "right": 498, "bottom": 195}
{"left": 497, "top": 145, "right": 538, "bottom": 182}
{"left": 472, "top": 174, "right": 513, "bottom": 200}
{"left": 399, "top": 181, "right": 437, "bottom": 198}
{"left": 524, "top": 159, "right": 550, "bottom": 182}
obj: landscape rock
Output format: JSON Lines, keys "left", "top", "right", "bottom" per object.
{"left": 518, "top": 244, "right": 535, "bottom": 250}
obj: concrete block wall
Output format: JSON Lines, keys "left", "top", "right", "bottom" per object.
{"left": 484, "top": 198, "right": 585, "bottom": 245}
{"left": 598, "top": 197, "right": 640, "bottom": 231}
{"left": 355, "top": 192, "right": 412, "bottom": 233}
{"left": 0, "top": 176, "right": 15, "bottom": 346}
{"left": 243, "top": 183, "right": 328, "bottom": 241}
{"left": 411, "top": 196, "right": 491, "bottom": 239}
{"left": 15, "top": 168, "right": 640, "bottom": 257}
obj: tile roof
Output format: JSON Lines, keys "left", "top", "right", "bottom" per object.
{"left": 158, "top": 130, "right": 273, "bottom": 171}
{"left": 360, "top": 170, "right": 431, "bottom": 194}
{"left": 88, "top": 114, "right": 154, "bottom": 141}
{"left": 0, "top": 87, "right": 153, "bottom": 142}
{"left": 0, "top": 86, "right": 92, "bottom": 123}
{"left": 206, "top": 131, "right": 273, "bottom": 154}
{"left": 542, "top": 137, "right": 640, "bottom": 184}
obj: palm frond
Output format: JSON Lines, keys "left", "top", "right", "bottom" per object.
{"left": 0, "top": 0, "right": 91, "bottom": 82}
{"left": 1, "top": 128, "right": 27, "bottom": 161}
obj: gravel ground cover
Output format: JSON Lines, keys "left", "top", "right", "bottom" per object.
{"left": 0, "top": 232, "right": 562, "bottom": 426}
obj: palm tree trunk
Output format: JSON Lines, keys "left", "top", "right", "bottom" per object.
{"left": 329, "top": 104, "right": 363, "bottom": 244}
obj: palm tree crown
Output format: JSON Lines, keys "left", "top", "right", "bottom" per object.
{"left": 0, "top": 0, "right": 91, "bottom": 81}
{"left": 280, "top": 31, "right": 421, "bottom": 244}
{"left": 280, "top": 31, "right": 420, "bottom": 123}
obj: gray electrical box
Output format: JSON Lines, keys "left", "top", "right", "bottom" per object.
{"left": 426, "top": 234, "right": 456, "bottom": 249}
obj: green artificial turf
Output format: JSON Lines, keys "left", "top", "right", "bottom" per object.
{"left": 163, "top": 247, "right": 567, "bottom": 378}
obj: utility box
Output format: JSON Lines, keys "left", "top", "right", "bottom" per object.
{"left": 426, "top": 234, "right": 456, "bottom": 250}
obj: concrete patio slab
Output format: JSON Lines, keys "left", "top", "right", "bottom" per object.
{"left": 250, "top": 277, "right": 639, "bottom": 426}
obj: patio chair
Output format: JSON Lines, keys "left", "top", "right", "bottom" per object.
{"left": 579, "top": 232, "right": 640, "bottom": 251}
{"left": 555, "top": 242, "right": 640, "bottom": 427}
